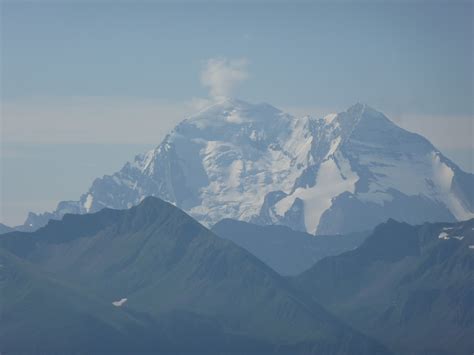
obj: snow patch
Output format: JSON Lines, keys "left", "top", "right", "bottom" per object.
{"left": 324, "top": 113, "right": 338, "bottom": 124}
{"left": 112, "top": 298, "right": 127, "bottom": 307}
{"left": 249, "top": 130, "right": 258, "bottom": 141}
{"left": 469, "top": 245, "right": 474, "bottom": 250}
{"left": 228, "top": 160, "right": 244, "bottom": 188}
{"left": 141, "top": 149, "right": 156, "bottom": 174}
{"left": 275, "top": 152, "right": 358, "bottom": 234}
{"left": 83, "top": 194, "right": 93, "bottom": 213}
{"left": 431, "top": 153, "right": 474, "bottom": 221}
{"left": 438, "top": 231, "right": 464, "bottom": 241}
{"left": 438, "top": 232, "right": 450, "bottom": 240}
{"left": 325, "top": 136, "right": 341, "bottom": 159}
{"left": 227, "top": 110, "right": 246, "bottom": 124}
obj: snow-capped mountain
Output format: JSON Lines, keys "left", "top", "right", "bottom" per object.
{"left": 21, "top": 99, "right": 474, "bottom": 234}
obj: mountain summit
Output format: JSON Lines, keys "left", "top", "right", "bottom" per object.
{"left": 21, "top": 99, "right": 474, "bottom": 234}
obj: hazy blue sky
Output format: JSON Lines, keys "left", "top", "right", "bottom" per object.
{"left": 1, "top": 0, "right": 473, "bottom": 225}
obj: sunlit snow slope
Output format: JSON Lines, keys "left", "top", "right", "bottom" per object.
{"left": 22, "top": 99, "right": 474, "bottom": 234}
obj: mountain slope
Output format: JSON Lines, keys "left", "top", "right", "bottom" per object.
{"left": 0, "top": 248, "right": 149, "bottom": 353}
{"left": 0, "top": 248, "right": 281, "bottom": 354}
{"left": 212, "top": 218, "right": 368, "bottom": 275}
{"left": 19, "top": 99, "right": 474, "bottom": 234}
{"left": 292, "top": 218, "right": 474, "bottom": 355}
{"left": 1, "top": 197, "right": 389, "bottom": 354}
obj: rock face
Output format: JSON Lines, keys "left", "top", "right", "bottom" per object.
{"left": 21, "top": 99, "right": 474, "bottom": 234}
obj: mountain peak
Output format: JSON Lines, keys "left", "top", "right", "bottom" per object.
{"left": 346, "top": 102, "right": 366, "bottom": 114}
{"left": 125, "top": 196, "right": 196, "bottom": 230}
{"left": 330, "top": 102, "right": 396, "bottom": 135}
{"left": 136, "top": 195, "right": 170, "bottom": 209}
{"left": 192, "top": 97, "right": 252, "bottom": 114}
{"left": 209, "top": 96, "right": 248, "bottom": 108}
{"left": 187, "top": 98, "right": 284, "bottom": 126}
{"left": 345, "top": 102, "right": 387, "bottom": 121}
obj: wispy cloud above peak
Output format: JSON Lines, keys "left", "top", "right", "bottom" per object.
{"left": 200, "top": 57, "right": 249, "bottom": 99}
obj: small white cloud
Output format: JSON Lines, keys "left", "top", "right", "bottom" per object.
{"left": 200, "top": 57, "right": 249, "bottom": 99}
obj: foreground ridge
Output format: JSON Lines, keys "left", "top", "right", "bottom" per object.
{"left": 0, "top": 197, "right": 389, "bottom": 354}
